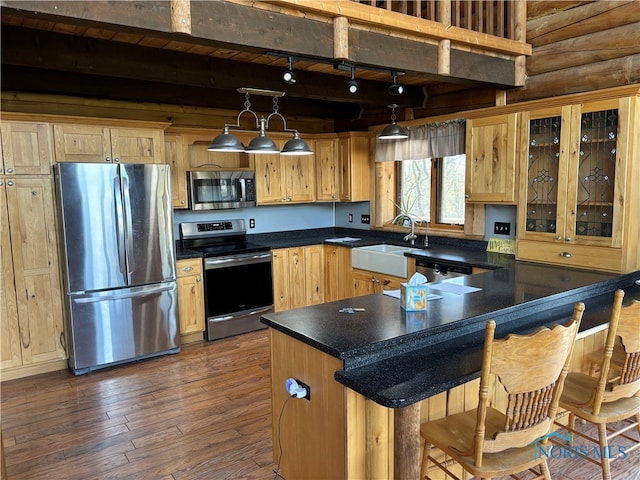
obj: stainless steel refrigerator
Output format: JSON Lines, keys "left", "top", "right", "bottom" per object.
{"left": 55, "top": 162, "right": 180, "bottom": 374}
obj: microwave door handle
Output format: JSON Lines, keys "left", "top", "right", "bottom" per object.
{"left": 121, "top": 175, "right": 135, "bottom": 281}
{"left": 114, "top": 176, "right": 127, "bottom": 278}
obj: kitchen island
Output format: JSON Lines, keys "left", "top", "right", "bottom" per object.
{"left": 261, "top": 263, "right": 640, "bottom": 480}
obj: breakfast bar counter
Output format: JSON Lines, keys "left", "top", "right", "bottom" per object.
{"left": 261, "top": 264, "right": 640, "bottom": 480}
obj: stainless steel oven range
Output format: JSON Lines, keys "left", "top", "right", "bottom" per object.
{"left": 180, "top": 220, "right": 273, "bottom": 341}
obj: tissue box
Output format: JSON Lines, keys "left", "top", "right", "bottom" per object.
{"left": 400, "top": 283, "right": 428, "bottom": 311}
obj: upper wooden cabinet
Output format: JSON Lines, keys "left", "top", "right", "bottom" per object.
{"left": 465, "top": 113, "right": 518, "bottom": 203}
{"left": 517, "top": 95, "right": 640, "bottom": 272}
{"left": 53, "top": 124, "right": 164, "bottom": 164}
{"left": 255, "top": 140, "right": 316, "bottom": 205}
{"left": 338, "top": 132, "right": 370, "bottom": 202}
{"left": 315, "top": 137, "right": 340, "bottom": 201}
{"left": 164, "top": 134, "right": 188, "bottom": 209}
{"left": 0, "top": 121, "right": 53, "bottom": 175}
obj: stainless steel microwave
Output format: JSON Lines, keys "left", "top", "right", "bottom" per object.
{"left": 188, "top": 171, "right": 256, "bottom": 210}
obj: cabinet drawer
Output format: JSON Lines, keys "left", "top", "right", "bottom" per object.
{"left": 516, "top": 240, "right": 623, "bottom": 272}
{"left": 176, "top": 258, "right": 203, "bottom": 277}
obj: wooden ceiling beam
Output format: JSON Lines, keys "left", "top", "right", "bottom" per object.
{"left": 0, "top": 25, "right": 425, "bottom": 108}
{"left": 1, "top": 1, "right": 520, "bottom": 87}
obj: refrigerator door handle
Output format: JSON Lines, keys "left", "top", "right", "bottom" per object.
{"left": 114, "top": 175, "right": 127, "bottom": 278}
{"left": 121, "top": 174, "right": 135, "bottom": 281}
{"left": 72, "top": 283, "right": 175, "bottom": 303}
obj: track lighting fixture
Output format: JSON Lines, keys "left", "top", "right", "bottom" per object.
{"left": 378, "top": 104, "right": 409, "bottom": 140}
{"left": 388, "top": 71, "right": 404, "bottom": 96}
{"left": 282, "top": 56, "right": 296, "bottom": 84}
{"left": 347, "top": 65, "right": 358, "bottom": 94}
{"left": 208, "top": 88, "right": 313, "bottom": 155}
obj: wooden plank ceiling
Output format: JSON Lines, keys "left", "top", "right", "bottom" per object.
{"left": 2, "top": 1, "right": 531, "bottom": 130}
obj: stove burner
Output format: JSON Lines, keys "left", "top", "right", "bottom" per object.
{"left": 179, "top": 219, "right": 269, "bottom": 257}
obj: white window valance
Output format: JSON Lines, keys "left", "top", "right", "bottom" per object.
{"left": 375, "top": 118, "right": 466, "bottom": 162}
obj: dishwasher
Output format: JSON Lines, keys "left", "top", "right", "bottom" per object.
{"left": 415, "top": 258, "right": 472, "bottom": 282}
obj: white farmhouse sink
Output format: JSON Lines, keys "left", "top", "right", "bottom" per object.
{"left": 352, "top": 244, "right": 422, "bottom": 278}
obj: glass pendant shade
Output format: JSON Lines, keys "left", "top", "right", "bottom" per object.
{"left": 208, "top": 126, "right": 245, "bottom": 152}
{"left": 379, "top": 121, "right": 409, "bottom": 140}
{"left": 281, "top": 131, "right": 313, "bottom": 155}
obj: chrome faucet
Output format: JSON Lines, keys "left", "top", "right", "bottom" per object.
{"left": 424, "top": 222, "right": 429, "bottom": 247}
{"left": 403, "top": 216, "right": 417, "bottom": 245}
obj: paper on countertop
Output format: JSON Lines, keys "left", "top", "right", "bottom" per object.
{"left": 383, "top": 289, "right": 443, "bottom": 301}
{"left": 427, "top": 283, "right": 482, "bottom": 295}
{"left": 325, "top": 237, "right": 362, "bottom": 243}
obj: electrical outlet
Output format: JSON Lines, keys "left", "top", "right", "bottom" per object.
{"left": 494, "top": 221, "right": 511, "bottom": 235}
{"left": 296, "top": 379, "right": 310, "bottom": 401}
{"left": 348, "top": 213, "right": 353, "bottom": 223}
{"left": 249, "top": 218, "right": 255, "bottom": 228}
{"left": 361, "top": 214, "right": 370, "bottom": 224}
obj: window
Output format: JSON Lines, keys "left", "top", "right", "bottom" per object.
{"left": 397, "top": 154, "right": 465, "bottom": 229}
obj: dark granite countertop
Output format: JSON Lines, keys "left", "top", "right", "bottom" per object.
{"left": 176, "top": 226, "right": 513, "bottom": 270}
{"left": 261, "top": 263, "right": 640, "bottom": 408}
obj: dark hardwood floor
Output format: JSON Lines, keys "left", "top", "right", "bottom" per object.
{"left": 1, "top": 329, "right": 638, "bottom": 480}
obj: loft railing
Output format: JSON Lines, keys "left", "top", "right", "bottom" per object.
{"left": 353, "top": 0, "right": 518, "bottom": 40}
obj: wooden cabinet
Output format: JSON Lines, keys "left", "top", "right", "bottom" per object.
{"left": 53, "top": 124, "right": 164, "bottom": 164}
{"left": 315, "top": 137, "right": 339, "bottom": 201}
{"left": 338, "top": 132, "right": 371, "bottom": 202}
{"left": 0, "top": 121, "right": 53, "bottom": 175}
{"left": 176, "top": 258, "right": 205, "bottom": 341}
{"left": 465, "top": 113, "right": 518, "bottom": 203}
{"left": 164, "top": 134, "right": 189, "bottom": 208}
{"left": 351, "top": 268, "right": 405, "bottom": 297}
{"left": 517, "top": 95, "right": 640, "bottom": 272}
{"left": 255, "top": 142, "right": 316, "bottom": 204}
{"left": 1, "top": 176, "right": 66, "bottom": 379}
{"left": 272, "top": 245, "right": 325, "bottom": 312}
{"left": 324, "top": 245, "right": 353, "bottom": 302}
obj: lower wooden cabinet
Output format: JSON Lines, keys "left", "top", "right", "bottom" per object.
{"left": 272, "top": 245, "right": 325, "bottom": 312}
{"left": 176, "top": 258, "right": 205, "bottom": 341}
{"left": 324, "top": 245, "right": 353, "bottom": 302}
{"left": 1, "top": 176, "right": 66, "bottom": 381}
{"left": 351, "top": 268, "right": 406, "bottom": 297}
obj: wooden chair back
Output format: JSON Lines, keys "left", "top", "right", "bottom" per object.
{"left": 593, "top": 290, "right": 640, "bottom": 414}
{"left": 473, "top": 302, "right": 584, "bottom": 466}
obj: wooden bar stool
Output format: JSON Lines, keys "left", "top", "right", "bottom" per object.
{"left": 420, "top": 302, "right": 584, "bottom": 480}
{"left": 555, "top": 289, "right": 640, "bottom": 480}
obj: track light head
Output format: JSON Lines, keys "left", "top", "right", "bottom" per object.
{"left": 282, "top": 56, "right": 297, "bottom": 84}
{"left": 388, "top": 83, "right": 404, "bottom": 95}
{"left": 347, "top": 65, "right": 358, "bottom": 94}
{"left": 282, "top": 69, "right": 296, "bottom": 84}
{"left": 388, "top": 70, "right": 404, "bottom": 96}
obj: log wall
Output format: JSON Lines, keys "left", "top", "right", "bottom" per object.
{"left": 509, "top": 0, "right": 640, "bottom": 102}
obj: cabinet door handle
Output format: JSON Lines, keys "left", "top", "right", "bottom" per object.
{"left": 183, "top": 266, "right": 193, "bottom": 272}
{"left": 196, "top": 276, "right": 201, "bottom": 282}
{"left": 105, "top": 156, "right": 112, "bottom": 162}
{"left": 560, "top": 251, "right": 573, "bottom": 258}
{"left": 7, "top": 180, "right": 14, "bottom": 186}
{"left": 6, "top": 168, "right": 13, "bottom": 173}
{"left": 556, "top": 236, "right": 563, "bottom": 241}
{"left": 114, "top": 157, "right": 120, "bottom": 163}
{"left": 565, "top": 237, "right": 572, "bottom": 242}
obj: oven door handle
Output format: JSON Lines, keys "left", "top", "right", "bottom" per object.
{"left": 205, "top": 253, "right": 272, "bottom": 267}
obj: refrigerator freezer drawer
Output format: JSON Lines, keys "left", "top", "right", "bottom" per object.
{"left": 66, "top": 282, "right": 180, "bottom": 374}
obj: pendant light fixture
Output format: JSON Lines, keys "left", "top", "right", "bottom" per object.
{"left": 378, "top": 104, "right": 409, "bottom": 140}
{"left": 208, "top": 88, "right": 313, "bottom": 155}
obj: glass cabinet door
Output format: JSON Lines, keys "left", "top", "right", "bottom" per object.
{"left": 570, "top": 102, "right": 620, "bottom": 246}
{"left": 521, "top": 106, "right": 571, "bottom": 242}
{"left": 520, "top": 100, "right": 623, "bottom": 248}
